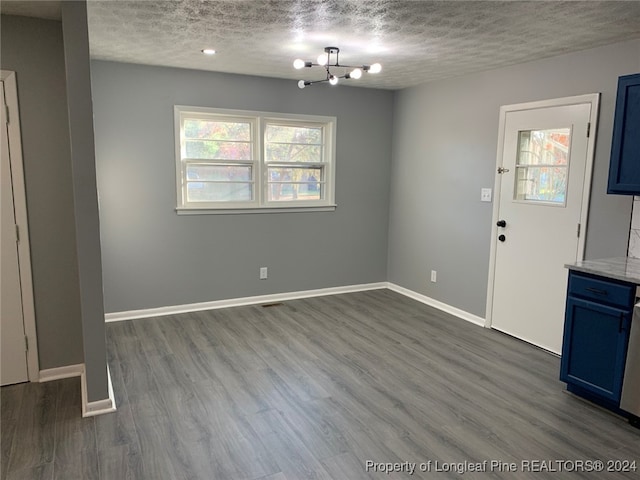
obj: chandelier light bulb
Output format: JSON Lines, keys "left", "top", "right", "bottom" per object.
{"left": 350, "top": 68, "right": 362, "bottom": 79}
{"left": 369, "top": 63, "right": 382, "bottom": 74}
{"left": 329, "top": 75, "right": 339, "bottom": 86}
{"left": 293, "top": 59, "right": 305, "bottom": 70}
{"left": 298, "top": 80, "right": 306, "bottom": 89}
{"left": 317, "top": 54, "right": 328, "bottom": 66}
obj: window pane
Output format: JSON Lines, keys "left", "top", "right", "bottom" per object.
{"left": 187, "top": 182, "right": 252, "bottom": 202}
{"left": 185, "top": 140, "right": 251, "bottom": 160}
{"left": 187, "top": 164, "right": 251, "bottom": 182}
{"left": 266, "top": 144, "right": 322, "bottom": 163}
{"left": 515, "top": 128, "right": 570, "bottom": 205}
{"left": 517, "top": 128, "right": 570, "bottom": 166}
{"left": 267, "top": 167, "right": 322, "bottom": 201}
{"left": 265, "top": 125, "right": 322, "bottom": 144}
{"left": 515, "top": 166, "right": 567, "bottom": 204}
{"left": 183, "top": 119, "right": 251, "bottom": 141}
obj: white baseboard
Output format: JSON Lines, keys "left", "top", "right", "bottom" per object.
{"left": 39, "top": 363, "right": 84, "bottom": 382}
{"left": 39, "top": 363, "right": 116, "bottom": 417}
{"left": 387, "top": 283, "right": 486, "bottom": 327}
{"left": 105, "top": 282, "right": 388, "bottom": 322}
{"left": 81, "top": 364, "right": 117, "bottom": 417}
{"left": 104, "top": 281, "right": 485, "bottom": 329}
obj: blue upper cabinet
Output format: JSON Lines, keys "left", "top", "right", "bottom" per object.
{"left": 608, "top": 73, "right": 640, "bottom": 194}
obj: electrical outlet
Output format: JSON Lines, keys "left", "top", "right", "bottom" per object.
{"left": 430, "top": 270, "right": 437, "bottom": 283}
{"left": 260, "top": 267, "right": 268, "bottom": 280}
{"left": 481, "top": 188, "right": 492, "bottom": 202}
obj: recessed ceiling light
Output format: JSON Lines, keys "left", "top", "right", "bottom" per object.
{"left": 201, "top": 49, "right": 216, "bottom": 55}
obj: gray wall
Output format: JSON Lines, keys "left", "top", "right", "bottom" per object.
{"left": 91, "top": 61, "right": 394, "bottom": 313}
{"left": 61, "top": 0, "right": 108, "bottom": 402}
{"left": 388, "top": 39, "right": 640, "bottom": 318}
{"left": 0, "top": 15, "right": 84, "bottom": 369}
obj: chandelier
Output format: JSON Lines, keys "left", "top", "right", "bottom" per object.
{"left": 294, "top": 47, "right": 382, "bottom": 88}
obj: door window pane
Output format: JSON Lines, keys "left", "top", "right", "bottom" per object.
{"left": 515, "top": 128, "right": 570, "bottom": 205}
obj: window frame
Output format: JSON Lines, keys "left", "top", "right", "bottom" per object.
{"left": 174, "top": 106, "right": 337, "bottom": 213}
{"left": 513, "top": 127, "right": 572, "bottom": 207}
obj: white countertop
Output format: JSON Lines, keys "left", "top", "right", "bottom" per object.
{"left": 565, "top": 257, "right": 640, "bottom": 285}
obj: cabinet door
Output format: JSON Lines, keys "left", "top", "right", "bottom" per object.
{"left": 560, "top": 296, "right": 631, "bottom": 402}
{"left": 607, "top": 73, "right": 640, "bottom": 194}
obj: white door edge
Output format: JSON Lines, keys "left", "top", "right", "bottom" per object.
{"left": 484, "top": 93, "right": 600, "bottom": 329}
{"left": 1, "top": 70, "right": 39, "bottom": 381}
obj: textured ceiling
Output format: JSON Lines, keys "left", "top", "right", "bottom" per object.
{"left": 4, "top": 1, "right": 640, "bottom": 90}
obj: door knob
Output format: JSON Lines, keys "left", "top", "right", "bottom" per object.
{"left": 498, "top": 234, "right": 506, "bottom": 242}
{"left": 496, "top": 220, "right": 507, "bottom": 228}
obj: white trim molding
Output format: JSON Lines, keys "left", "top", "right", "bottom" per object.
{"left": 39, "top": 363, "right": 116, "bottom": 417}
{"left": 39, "top": 363, "right": 84, "bottom": 383}
{"left": 81, "top": 365, "right": 117, "bottom": 417}
{"left": 105, "top": 282, "right": 388, "bottom": 322}
{"left": 387, "top": 283, "right": 486, "bottom": 327}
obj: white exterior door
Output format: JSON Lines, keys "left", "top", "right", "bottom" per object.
{"left": 1, "top": 79, "right": 28, "bottom": 385}
{"left": 489, "top": 96, "right": 597, "bottom": 354}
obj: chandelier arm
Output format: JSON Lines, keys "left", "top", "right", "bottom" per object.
{"left": 306, "top": 63, "right": 368, "bottom": 70}
{"left": 307, "top": 78, "right": 330, "bottom": 86}
{"left": 325, "top": 64, "right": 362, "bottom": 69}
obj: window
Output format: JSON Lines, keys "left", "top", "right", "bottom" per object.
{"left": 175, "top": 106, "right": 336, "bottom": 212}
{"left": 514, "top": 128, "right": 571, "bottom": 206}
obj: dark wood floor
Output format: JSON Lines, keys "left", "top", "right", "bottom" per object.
{"left": 2, "top": 289, "right": 639, "bottom": 479}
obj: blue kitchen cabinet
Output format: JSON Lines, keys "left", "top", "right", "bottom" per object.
{"left": 607, "top": 73, "right": 640, "bottom": 194}
{"left": 560, "top": 271, "right": 634, "bottom": 409}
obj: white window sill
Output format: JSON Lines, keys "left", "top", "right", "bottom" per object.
{"left": 176, "top": 205, "right": 337, "bottom": 215}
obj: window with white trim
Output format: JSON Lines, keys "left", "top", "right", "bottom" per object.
{"left": 175, "top": 106, "right": 336, "bottom": 212}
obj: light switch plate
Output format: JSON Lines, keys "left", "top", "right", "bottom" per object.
{"left": 481, "top": 188, "right": 492, "bottom": 202}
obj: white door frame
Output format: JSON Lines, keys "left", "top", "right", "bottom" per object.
{"left": 1, "top": 70, "right": 39, "bottom": 380}
{"left": 485, "top": 93, "right": 600, "bottom": 329}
